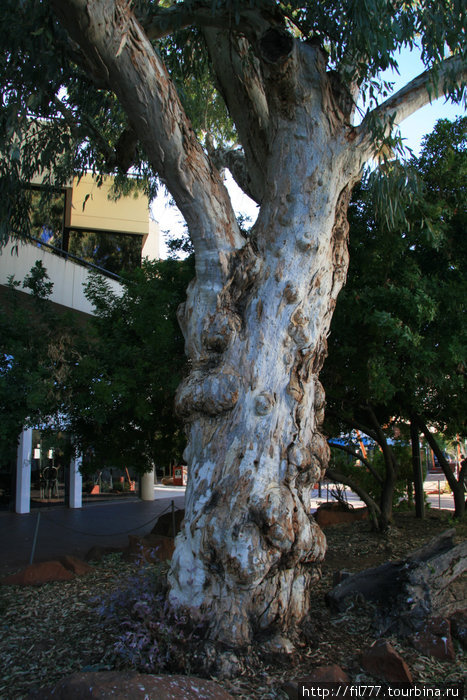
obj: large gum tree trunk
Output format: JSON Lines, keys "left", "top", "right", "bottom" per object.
{"left": 169, "top": 46, "right": 361, "bottom": 645}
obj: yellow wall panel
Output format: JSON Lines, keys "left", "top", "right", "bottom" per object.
{"left": 68, "top": 174, "right": 149, "bottom": 235}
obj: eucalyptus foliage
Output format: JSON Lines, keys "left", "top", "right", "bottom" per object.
{"left": 1, "top": 0, "right": 465, "bottom": 245}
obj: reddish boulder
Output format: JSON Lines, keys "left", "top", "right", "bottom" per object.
{"left": 124, "top": 534, "right": 175, "bottom": 563}
{"left": 1, "top": 560, "right": 75, "bottom": 586}
{"left": 314, "top": 504, "right": 368, "bottom": 528}
{"left": 361, "top": 640, "right": 413, "bottom": 683}
{"left": 283, "top": 665, "right": 349, "bottom": 699}
{"left": 309, "top": 665, "right": 350, "bottom": 682}
{"left": 28, "top": 671, "right": 234, "bottom": 699}
{"left": 411, "top": 617, "right": 455, "bottom": 661}
{"left": 60, "top": 555, "right": 93, "bottom": 576}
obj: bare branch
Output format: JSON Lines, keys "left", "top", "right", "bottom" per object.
{"left": 358, "top": 54, "right": 467, "bottom": 155}
{"left": 326, "top": 467, "right": 382, "bottom": 527}
{"left": 208, "top": 145, "right": 261, "bottom": 203}
{"left": 143, "top": 4, "right": 266, "bottom": 43}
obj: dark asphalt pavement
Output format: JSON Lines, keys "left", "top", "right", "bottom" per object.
{"left": 0, "top": 495, "right": 185, "bottom": 576}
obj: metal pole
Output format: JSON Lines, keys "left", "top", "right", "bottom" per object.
{"left": 171, "top": 499, "right": 176, "bottom": 538}
{"left": 29, "top": 511, "right": 41, "bottom": 565}
{"left": 438, "top": 481, "right": 441, "bottom": 509}
{"left": 410, "top": 419, "right": 425, "bottom": 519}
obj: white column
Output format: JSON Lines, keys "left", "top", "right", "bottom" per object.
{"left": 140, "top": 467, "right": 155, "bottom": 501}
{"left": 69, "top": 455, "right": 83, "bottom": 509}
{"left": 15, "top": 428, "right": 33, "bottom": 514}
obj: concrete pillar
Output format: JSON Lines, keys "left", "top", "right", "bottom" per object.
{"left": 15, "top": 428, "right": 33, "bottom": 514}
{"left": 69, "top": 455, "right": 83, "bottom": 509}
{"left": 140, "top": 467, "right": 155, "bottom": 501}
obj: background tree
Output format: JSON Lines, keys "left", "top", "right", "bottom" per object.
{"left": 1, "top": 0, "right": 465, "bottom": 652}
{"left": 65, "top": 258, "right": 192, "bottom": 476}
{"left": 0, "top": 262, "right": 75, "bottom": 466}
{"left": 323, "top": 117, "right": 467, "bottom": 522}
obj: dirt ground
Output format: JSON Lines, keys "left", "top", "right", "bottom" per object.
{"left": 1, "top": 509, "right": 465, "bottom": 699}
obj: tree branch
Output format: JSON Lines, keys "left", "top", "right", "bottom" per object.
{"left": 142, "top": 4, "right": 267, "bottom": 43}
{"left": 329, "top": 440, "right": 383, "bottom": 485}
{"left": 325, "top": 466, "right": 381, "bottom": 528}
{"left": 208, "top": 145, "right": 260, "bottom": 204}
{"left": 203, "top": 27, "right": 270, "bottom": 203}
{"left": 365, "top": 405, "right": 397, "bottom": 477}
{"left": 50, "top": 0, "right": 245, "bottom": 275}
{"left": 358, "top": 54, "right": 467, "bottom": 155}
{"left": 414, "top": 414, "right": 461, "bottom": 495}
{"left": 325, "top": 407, "right": 379, "bottom": 444}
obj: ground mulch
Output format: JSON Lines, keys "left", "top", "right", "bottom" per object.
{"left": 0, "top": 509, "right": 465, "bottom": 699}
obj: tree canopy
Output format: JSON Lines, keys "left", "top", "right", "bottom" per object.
{"left": 65, "top": 258, "right": 193, "bottom": 474}
{"left": 324, "top": 116, "right": 466, "bottom": 434}
{"left": 0, "top": 261, "right": 75, "bottom": 464}
{"left": 322, "top": 116, "right": 467, "bottom": 521}
{"left": 1, "top": 0, "right": 466, "bottom": 243}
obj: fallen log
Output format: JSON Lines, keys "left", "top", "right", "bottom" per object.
{"left": 326, "top": 529, "right": 467, "bottom": 636}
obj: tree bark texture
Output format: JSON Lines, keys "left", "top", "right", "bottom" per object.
{"left": 49, "top": 0, "right": 461, "bottom": 650}
{"left": 416, "top": 416, "right": 466, "bottom": 519}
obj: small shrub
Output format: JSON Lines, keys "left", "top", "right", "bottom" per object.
{"left": 95, "top": 561, "right": 207, "bottom": 673}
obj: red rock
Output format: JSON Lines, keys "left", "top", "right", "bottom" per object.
{"left": 412, "top": 617, "right": 456, "bottom": 661}
{"left": 361, "top": 639, "right": 413, "bottom": 683}
{"left": 450, "top": 610, "right": 467, "bottom": 650}
{"left": 60, "top": 555, "right": 93, "bottom": 576}
{"left": 124, "top": 534, "right": 175, "bottom": 563}
{"left": 309, "top": 665, "right": 350, "bottom": 682}
{"left": 314, "top": 504, "right": 368, "bottom": 527}
{"left": 283, "top": 665, "right": 349, "bottom": 699}
{"left": 1, "top": 560, "right": 75, "bottom": 586}
{"left": 28, "top": 670, "right": 234, "bottom": 699}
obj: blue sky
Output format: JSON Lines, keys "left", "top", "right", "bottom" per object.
{"left": 382, "top": 46, "right": 466, "bottom": 156}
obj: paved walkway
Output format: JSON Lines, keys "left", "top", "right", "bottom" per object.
{"left": 0, "top": 488, "right": 185, "bottom": 576}
{"left": 311, "top": 473, "right": 458, "bottom": 512}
